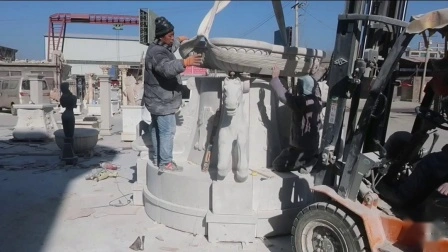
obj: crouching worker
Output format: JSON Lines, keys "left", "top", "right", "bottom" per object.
{"left": 270, "top": 66, "right": 322, "bottom": 174}
{"left": 143, "top": 16, "right": 202, "bottom": 172}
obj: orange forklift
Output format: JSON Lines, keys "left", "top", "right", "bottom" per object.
{"left": 290, "top": 1, "right": 448, "bottom": 251}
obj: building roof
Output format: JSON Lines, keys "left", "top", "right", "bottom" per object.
{"left": 0, "top": 45, "right": 18, "bottom": 52}
{"left": 44, "top": 33, "right": 139, "bottom": 41}
{"left": 401, "top": 56, "right": 427, "bottom": 63}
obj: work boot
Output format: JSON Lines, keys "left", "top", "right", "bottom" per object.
{"left": 159, "top": 162, "right": 183, "bottom": 172}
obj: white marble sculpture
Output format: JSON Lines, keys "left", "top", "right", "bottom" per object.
{"left": 132, "top": 0, "right": 326, "bottom": 243}
{"left": 124, "top": 75, "right": 137, "bottom": 106}
{"left": 134, "top": 77, "right": 144, "bottom": 105}
{"left": 179, "top": 0, "right": 325, "bottom": 77}
{"left": 217, "top": 77, "right": 249, "bottom": 182}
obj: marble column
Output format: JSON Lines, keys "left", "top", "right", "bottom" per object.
{"left": 100, "top": 65, "right": 111, "bottom": 75}
{"left": 98, "top": 75, "right": 112, "bottom": 136}
{"left": 28, "top": 74, "right": 44, "bottom": 104}
{"left": 87, "top": 73, "right": 95, "bottom": 104}
{"left": 118, "top": 65, "right": 130, "bottom": 106}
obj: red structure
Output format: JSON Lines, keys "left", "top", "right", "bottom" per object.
{"left": 47, "top": 13, "right": 139, "bottom": 60}
{"left": 47, "top": 13, "right": 207, "bottom": 75}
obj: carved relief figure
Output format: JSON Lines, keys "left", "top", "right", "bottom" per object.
{"left": 134, "top": 76, "right": 144, "bottom": 106}
{"left": 217, "top": 77, "right": 249, "bottom": 182}
{"left": 124, "top": 72, "right": 137, "bottom": 105}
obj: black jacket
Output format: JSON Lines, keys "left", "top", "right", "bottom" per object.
{"left": 143, "top": 39, "right": 185, "bottom": 115}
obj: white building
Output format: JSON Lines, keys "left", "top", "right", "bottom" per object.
{"left": 44, "top": 33, "right": 185, "bottom": 76}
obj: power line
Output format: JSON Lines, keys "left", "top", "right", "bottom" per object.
{"left": 238, "top": 2, "right": 292, "bottom": 38}
{"left": 302, "top": 7, "right": 335, "bottom": 31}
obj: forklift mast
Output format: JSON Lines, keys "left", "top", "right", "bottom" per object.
{"left": 318, "top": 0, "right": 413, "bottom": 199}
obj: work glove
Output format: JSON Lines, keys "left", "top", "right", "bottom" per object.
{"left": 178, "top": 36, "right": 189, "bottom": 43}
{"left": 183, "top": 54, "right": 202, "bottom": 67}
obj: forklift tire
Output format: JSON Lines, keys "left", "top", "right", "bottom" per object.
{"left": 291, "top": 202, "right": 369, "bottom": 252}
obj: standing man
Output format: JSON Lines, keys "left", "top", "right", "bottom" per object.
{"left": 143, "top": 16, "right": 202, "bottom": 172}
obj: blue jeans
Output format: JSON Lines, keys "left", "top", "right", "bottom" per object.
{"left": 149, "top": 113, "right": 176, "bottom": 166}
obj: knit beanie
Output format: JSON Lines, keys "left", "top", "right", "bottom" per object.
{"left": 155, "top": 16, "right": 174, "bottom": 38}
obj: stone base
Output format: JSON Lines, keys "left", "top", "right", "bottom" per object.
{"left": 111, "top": 100, "right": 120, "bottom": 115}
{"left": 87, "top": 104, "right": 101, "bottom": 116}
{"left": 54, "top": 128, "right": 99, "bottom": 154}
{"left": 12, "top": 104, "right": 58, "bottom": 141}
{"left": 206, "top": 212, "right": 257, "bottom": 243}
{"left": 141, "top": 160, "right": 315, "bottom": 241}
{"left": 132, "top": 184, "right": 144, "bottom": 206}
{"left": 87, "top": 103, "right": 118, "bottom": 116}
{"left": 57, "top": 120, "right": 100, "bottom": 130}
{"left": 121, "top": 105, "right": 143, "bottom": 142}
{"left": 212, "top": 175, "right": 254, "bottom": 215}
{"left": 132, "top": 156, "right": 149, "bottom": 206}
{"left": 99, "top": 128, "right": 112, "bottom": 136}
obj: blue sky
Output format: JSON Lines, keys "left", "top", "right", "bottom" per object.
{"left": 1, "top": 1, "right": 446, "bottom": 60}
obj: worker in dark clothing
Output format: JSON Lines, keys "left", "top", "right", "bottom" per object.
{"left": 270, "top": 66, "right": 322, "bottom": 174}
{"left": 383, "top": 57, "right": 448, "bottom": 208}
{"left": 143, "top": 16, "right": 202, "bottom": 172}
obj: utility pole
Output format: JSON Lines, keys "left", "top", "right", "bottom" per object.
{"left": 291, "top": 1, "right": 306, "bottom": 93}
{"left": 292, "top": 1, "right": 306, "bottom": 47}
{"left": 294, "top": 0, "right": 300, "bottom": 47}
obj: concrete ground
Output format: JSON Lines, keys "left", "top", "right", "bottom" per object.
{"left": 0, "top": 100, "right": 447, "bottom": 252}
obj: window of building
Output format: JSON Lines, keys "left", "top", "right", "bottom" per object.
{"left": 8, "top": 79, "right": 19, "bottom": 89}
{"left": 1, "top": 80, "right": 8, "bottom": 89}
{"left": 21, "top": 80, "right": 48, "bottom": 90}
{"left": 42, "top": 80, "right": 48, "bottom": 90}
{"left": 22, "top": 80, "right": 30, "bottom": 90}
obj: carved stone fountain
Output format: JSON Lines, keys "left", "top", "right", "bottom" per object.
{"left": 132, "top": 0, "right": 324, "bottom": 243}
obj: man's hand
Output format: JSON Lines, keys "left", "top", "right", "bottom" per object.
{"left": 183, "top": 54, "right": 202, "bottom": 67}
{"left": 178, "top": 36, "right": 189, "bottom": 43}
{"left": 437, "top": 182, "right": 448, "bottom": 196}
{"left": 272, "top": 65, "right": 280, "bottom": 79}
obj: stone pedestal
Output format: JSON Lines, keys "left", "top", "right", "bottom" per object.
{"left": 61, "top": 137, "right": 78, "bottom": 165}
{"left": 121, "top": 105, "right": 144, "bottom": 141}
{"left": 136, "top": 76, "right": 316, "bottom": 243}
{"left": 87, "top": 103, "right": 116, "bottom": 117}
{"left": 56, "top": 120, "right": 100, "bottom": 130}
{"left": 212, "top": 176, "right": 254, "bottom": 215}
{"left": 131, "top": 130, "right": 151, "bottom": 206}
{"left": 28, "top": 74, "right": 44, "bottom": 104}
{"left": 54, "top": 128, "right": 99, "bottom": 155}
{"left": 98, "top": 75, "right": 112, "bottom": 136}
{"left": 13, "top": 104, "right": 58, "bottom": 141}
{"left": 206, "top": 212, "right": 257, "bottom": 243}
{"left": 208, "top": 175, "right": 256, "bottom": 242}
{"left": 111, "top": 100, "right": 120, "bottom": 115}
{"left": 87, "top": 104, "right": 101, "bottom": 116}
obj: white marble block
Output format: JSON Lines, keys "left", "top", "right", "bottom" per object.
{"left": 13, "top": 104, "right": 58, "bottom": 141}
{"left": 212, "top": 175, "right": 254, "bottom": 215}
{"left": 121, "top": 105, "right": 143, "bottom": 141}
{"left": 206, "top": 212, "right": 256, "bottom": 243}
